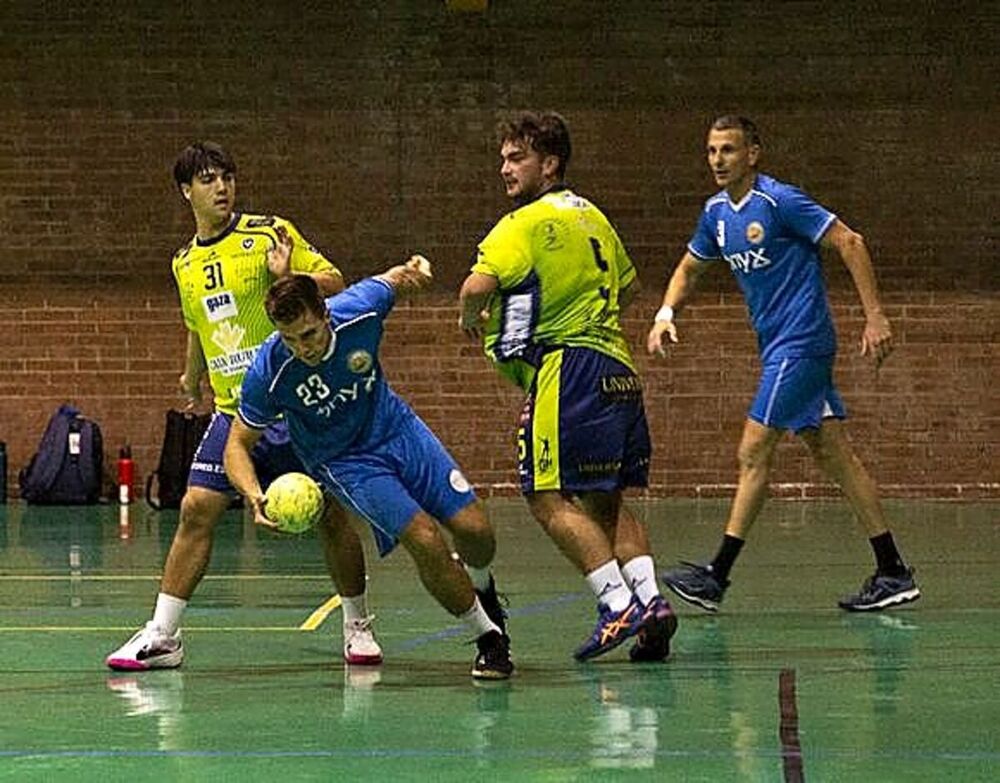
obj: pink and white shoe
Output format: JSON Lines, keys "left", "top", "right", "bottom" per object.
{"left": 343, "top": 616, "right": 383, "bottom": 665}
{"left": 105, "top": 622, "right": 184, "bottom": 671}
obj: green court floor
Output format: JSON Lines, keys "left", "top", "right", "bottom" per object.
{"left": 1, "top": 499, "right": 997, "bottom": 781}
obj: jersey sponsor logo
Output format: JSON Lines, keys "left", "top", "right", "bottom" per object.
{"left": 449, "top": 469, "right": 471, "bottom": 493}
{"left": 716, "top": 220, "right": 726, "bottom": 248}
{"left": 211, "top": 320, "right": 245, "bottom": 354}
{"left": 600, "top": 374, "right": 642, "bottom": 398}
{"left": 209, "top": 321, "right": 256, "bottom": 375}
{"left": 202, "top": 290, "right": 238, "bottom": 322}
{"left": 746, "top": 221, "right": 765, "bottom": 244}
{"left": 346, "top": 349, "right": 373, "bottom": 374}
{"left": 310, "top": 367, "right": 378, "bottom": 419}
{"left": 207, "top": 348, "right": 256, "bottom": 376}
{"left": 245, "top": 216, "right": 276, "bottom": 228}
{"left": 537, "top": 437, "right": 553, "bottom": 473}
{"left": 242, "top": 238, "right": 255, "bottom": 250}
{"left": 724, "top": 247, "right": 773, "bottom": 274}
{"left": 533, "top": 219, "right": 567, "bottom": 251}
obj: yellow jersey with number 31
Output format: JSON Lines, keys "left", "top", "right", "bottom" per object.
{"left": 171, "top": 213, "right": 338, "bottom": 415}
{"left": 472, "top": 188, "right": 637, "bottom": 389}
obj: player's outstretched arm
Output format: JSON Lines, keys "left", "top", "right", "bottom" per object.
{"left": 646, "top": 252, "right": 706, "bottom": 357}
{"left": 821, "top": 220, "right": 893, "bottom": 367}
{"left": 223, "top": 418, "right": 275, "bottom": 529}
{"left": 458, "top": 271, "right": 498, "bottom": 340}
{"left": 375, "top": 254, "right": 433, "bottom": 294}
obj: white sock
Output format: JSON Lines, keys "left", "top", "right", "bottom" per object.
{"left": 341, "top": 592, "right": 369, "bottom": 624}
{"left": 622, "top": 555, "right": 661, "bottom": 607}
{"left": 585, "top": 561, "right": 632, "bottom": 613}
{"left": 152, "top": 593, "right": 187, "bottom": 636}
{"left": 459, "top": 597, "right": 500, "bottom": 638}
{"left": 464, "top": 564, "right": 492, "bottom": 592}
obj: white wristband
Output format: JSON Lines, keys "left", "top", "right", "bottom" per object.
{"left": 654, "top": 305, "right": 675, "bottom": 324}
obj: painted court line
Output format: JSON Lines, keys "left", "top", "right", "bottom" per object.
{"left": 779, "top": 667, "right": 805, "bottom": 782}
{"left": 394, "top": 592, "right": 585, "bottom": 652}
{"left": 0, "top": 574, "right": 330, "bottom": 582}
{"left": 299, "top": 594, "right": 342, "bottom": 630}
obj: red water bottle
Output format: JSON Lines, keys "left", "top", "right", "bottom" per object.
{"left": 117, "top": 445, "right": 135, "bottom": 504}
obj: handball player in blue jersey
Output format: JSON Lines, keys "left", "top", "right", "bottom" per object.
{"left": 648, "top": 116, "right": 920, "bottom": 612}
{"left": 224, "top": 247, "right": 513, "bottom": 680}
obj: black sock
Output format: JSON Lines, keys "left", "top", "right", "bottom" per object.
{"left": 710, "top": 535, "right": 745, "bottom": 581}
{"left": 870, "top": 532, "right": 906, "bottom": 576}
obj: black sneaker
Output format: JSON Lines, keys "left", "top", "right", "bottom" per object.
{"left": 838, "top": 568, "right": 921, "bottom": 611}
{"left": 629, "top": 596, "right": 679, "bottom": 663}
{"left": 476, "top": 576, "right": 508, "bottom": 635}
{"left": 472, "top": 631, "right": 514, "bottom": 680}
{"left": 661, "top": 561, "right": 729, "bottom": 612}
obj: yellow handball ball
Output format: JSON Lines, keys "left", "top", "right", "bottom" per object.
{"left": 264, "top": 472, "right": 324, "bottom": 534}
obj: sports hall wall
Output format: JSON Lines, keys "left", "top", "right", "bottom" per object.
{"left": 0, "top": 2, "right": 995, "bottom": 499}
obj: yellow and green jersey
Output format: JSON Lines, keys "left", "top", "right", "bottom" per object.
{"left": 473, "top": 187, "right": 638, "bottom": 389}
{"left": 171, "top": 213, "right": 338, "bottom": 415}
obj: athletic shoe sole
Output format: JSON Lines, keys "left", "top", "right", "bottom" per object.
{"left": 344, "top": 651, "right": 384, "bottom": 666}
{"left": 105, "top": 649, "right": 184, "bottom": 672}
{"left": 471, "top": 665, "right": 512, "bottom": 681}
{"left": 662, "top": 579, "right": 721, "bottom": 612}
{"left": 839, "top": 587, "right": 921, "bottom": 612}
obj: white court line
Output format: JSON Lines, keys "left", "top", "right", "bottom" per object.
{"left": 0, "top": 574, "right": 330, "bottom": 582}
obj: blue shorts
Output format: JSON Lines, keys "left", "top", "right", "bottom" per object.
{"left": 312, "top": 412, "right": 476, "bottom": 557}
{"left": 748, "top": 356, "right": 847, "bottom": 433}
{"left": 518, "top": 347, "right": 651, "bottom": 494}
{"left": 189, "top": 413, "right": 304, "bottom": 495}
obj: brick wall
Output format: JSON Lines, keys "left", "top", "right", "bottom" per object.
{"left": 0, "top": 1, "right": 996, "bottom": 498}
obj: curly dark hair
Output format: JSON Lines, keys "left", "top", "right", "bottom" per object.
{"left": 497, "top": 111, "right": 572, "bottom": 179}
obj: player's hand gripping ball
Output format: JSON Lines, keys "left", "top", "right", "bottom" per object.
{"left": 264, "top": 472, "right": 324, "bottom": 534}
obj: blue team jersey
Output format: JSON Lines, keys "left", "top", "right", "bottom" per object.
{"left": 238, "top": 278, "right": 413, "bottom": 472}
{"left": 687, "top": 174, "right": 838, "bottom": 362}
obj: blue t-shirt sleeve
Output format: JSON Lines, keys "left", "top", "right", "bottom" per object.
{"left": 776, "top": 185, "right": 837, "bottom": 244}
{"left": 328, "top": 277, "right": 396, "bottom": 322}
{"left": 238, "top": 359, "right": 280, "bottom": 430}
{"left": 687, "top": 206, "right": 722, "bottom": 261}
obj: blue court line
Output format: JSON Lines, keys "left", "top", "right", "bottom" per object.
{"left": 392, "top": 592, "right": 586, "bottom": 652}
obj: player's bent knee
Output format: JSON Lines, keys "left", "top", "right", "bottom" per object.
{"left": 400, "top": 513, "right": 450, "bottom": 555}
{"left": 178, "top": 488, "right": 231, "bottom": 532}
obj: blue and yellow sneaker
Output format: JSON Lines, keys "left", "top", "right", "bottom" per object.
{"left": 574, "top": 596, "right": 649, "bottom": 662}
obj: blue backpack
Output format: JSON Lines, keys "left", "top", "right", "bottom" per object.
{"left": 19, "top": 404, "right": 104, "bottom": 505}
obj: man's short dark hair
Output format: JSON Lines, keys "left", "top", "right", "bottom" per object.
{"left": 265, "top": 275, "right": 326, "bottom": 325}
{"left": 710, "top": 115, "right": 762, "bottom": 148}
{"left": 172, "top": 141, "right": 236, "bottom": 191}
{"left": 498, "top": 111, "right": 572, "bottom": 179}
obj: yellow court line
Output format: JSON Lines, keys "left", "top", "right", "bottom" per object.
{"left": 299, "top": 594, "right": 341, "bottom": 631}
{"left": 0, "top": 626, "right": 300, "bottom": 632}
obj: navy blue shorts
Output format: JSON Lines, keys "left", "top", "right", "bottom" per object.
{"left": 518, "top": 347, "right": 651, "bottom": 494}
{"left": 748, "top": 356, "right": 847, "bottom": 433}
{"left": 188, "top": 412, "right": 304, "bottom": 495}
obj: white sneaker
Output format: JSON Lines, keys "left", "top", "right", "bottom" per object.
{"left": 105, "top": 622, "right": 184, "bottom": 671}
{"left": 343, "top": 616, "right": 383, "bottom": 665}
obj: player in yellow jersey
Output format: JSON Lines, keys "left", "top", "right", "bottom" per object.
{"left": 459, "top": 112, "right": 677, "bottom": 662}
{"left": 107, "top": 142, "right": 382, "bottom": 670}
